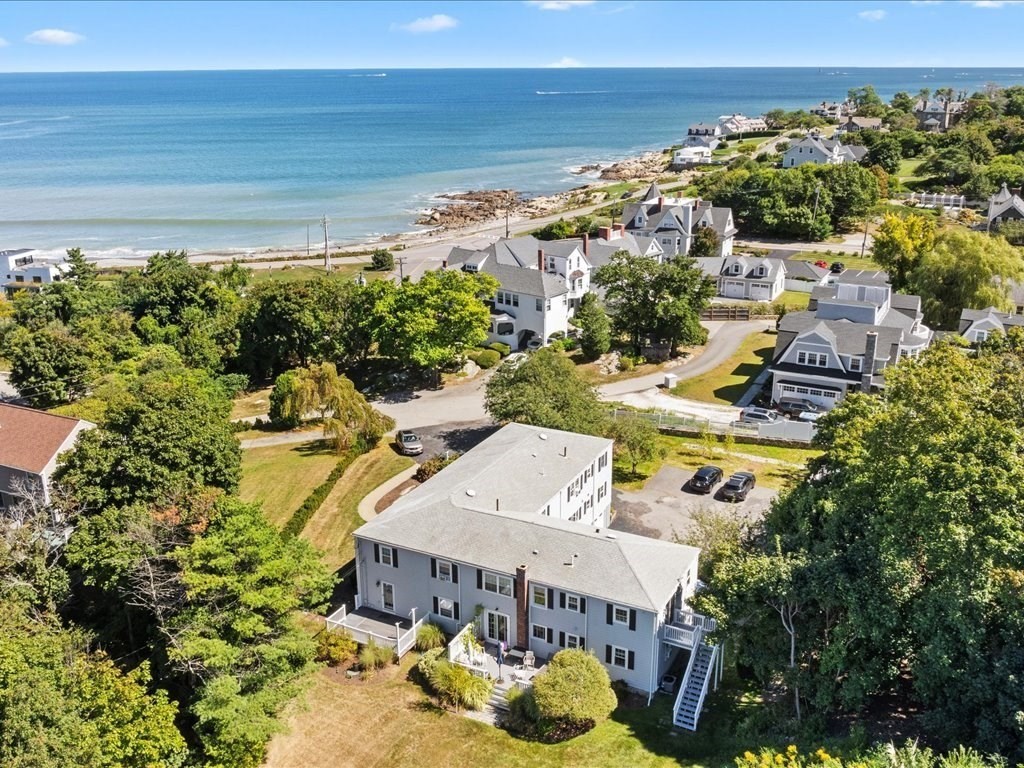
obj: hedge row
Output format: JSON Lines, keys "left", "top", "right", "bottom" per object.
{"left": 467, "top": 348, "right": 501, "bottom": 369}
{"left": 281, "top": 443, "right": 367, "bottom": 537}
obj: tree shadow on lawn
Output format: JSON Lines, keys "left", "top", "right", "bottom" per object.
{"left": 711, "top": 346, "right": 775, "bottom": 404}
{"left": 294, "top": 439, "right": 335, "bottom": 457}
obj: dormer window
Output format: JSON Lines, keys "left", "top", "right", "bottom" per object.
{"left": 756, "top": 266, "right": 766, "bottom": 277}
{"left": 732, "top": 264, "right": 742, "bottom": 275}
{"left": 850, "top": 357, "right": 862, "bottom": 372}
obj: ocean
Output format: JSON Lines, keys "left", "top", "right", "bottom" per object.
{"left": 1, "top": 67, "right": 1021, "bottom": 258}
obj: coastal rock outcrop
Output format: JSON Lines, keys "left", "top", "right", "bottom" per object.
{"left": 599, "top": 151, "right": 670, "bottom": 180}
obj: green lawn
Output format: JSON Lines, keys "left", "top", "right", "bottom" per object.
{"left": 299, "top": 443, "right": 415, "bottom": 569}
{"left": 231, "top": 386, "right": 273, "bottom": 420}
{"left": 896, "top": 157, "right": 926, "bottom": 182}
{"left": 265, "top": 652, "right": 770, "bottom": 768}
{"left": 775, "top": 290, "right": 810, "bottom": 310}
{"left": 248, "top": 262, "right": 384, "bottom": 284}
{"left": 789, "top": 250, "right": 882, "bottom": 272}
{"left": 615, "top": 433, "right": 819, "bottom": 492}
{"left": 238, "top": 440, "right": 341, "bottom": 528}
{"left": 670, "top": 330, "right": 775, "bottom": 405}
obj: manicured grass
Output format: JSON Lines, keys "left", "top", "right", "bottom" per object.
{"left": 789, "top": 250, "right": 882, "bottom": 272}
{"left": 775, "top": 290, "right": 810, "bottom": 310}
{"left": 670, "top": 330, "right": 775, "bottom": 405}
{"left": 231, "top": 386, "right": 273, "bottom": 420}
{"left": 614, "top": 433, "right": 818, "bottom": 493}
{"left": 299, "top": 443, "right": 415, "bottom": 569}
{"left": 248, "top": 263, "right": 382, "bottom": 284}
{"left": 265, "top": 653, "right": 764, "bottom": 768}
{"left": 896, "top": 157, "right": 926, "bottom": 182}
{"left": 238, "top": 440, "right": 341, "bottom": 528}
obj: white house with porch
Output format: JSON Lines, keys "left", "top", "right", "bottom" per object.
{"left": 328, "top": 423, "right": 721, "bottom": 731}
{"left": 769, "top": 274, "right": 932, "bottom": 410}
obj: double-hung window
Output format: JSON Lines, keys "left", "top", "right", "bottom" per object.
{"left": 483, "top": 571, "right": 513, "bottom": 597}
{"left": 380, "top": 546, "right": 394, "bottom": 567}
{"left": 565, "top": 634, "right": 582, "bottom": 650}
{"left": 613, "top": 605, "right": 629, "bottom": 625}
{"left": 437, "top": 560, "right": 452, "bottom": 582}
{"left": 532, "top": 585, "right": 548, "bottom": 609}
{"left": 612, "top": 646, "right": 628, "bottom": 667}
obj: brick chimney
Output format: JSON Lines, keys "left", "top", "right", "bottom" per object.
{"left": 613, "top": 223, "right": 625, "bottom": 236}
{"left": 658, "top": 196, "right": 665, "bottom": 208}
{"left": 537, "top": 249, "right": 544, "bottom": 271}
{"left": 597, "top": 225, "right": 611, "bottom": 240}
{"left": 515, "top": 565, "right": 529, "bottom": 649}
{"left": 861, "top": 332, "right": 877, "bottom": 393}
{"left": 581, "top": 232, "right": 589, "bottom": 259}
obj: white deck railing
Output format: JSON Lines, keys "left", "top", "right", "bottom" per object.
{"left": 662, "top": 623, "right": 700, "bottom": 648}
{"left": 325, "top": 601, "right": 424, "bottom": 657}
{"left": 674, "top": 609, "right": 718, "bottom": 633}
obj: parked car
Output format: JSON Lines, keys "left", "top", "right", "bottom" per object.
{"left": 775, "top": 397, "right": 821, "bottom": 419}
{"left": 830, "top": 261, "right": 846, "bottom": 274}
{"left": 395, "top": 429, "right": 424, "bottom": 456}
{"left": 721, "top": 472, "right": 756, "bottom": 502}
{"left": 526, "top": 337, "right": 545, "bottom": 351}
{"left": 688, "top": 465, "right": 723, "bottom": 494}
{"left": 797, "top": 410, "right": 825, "bottom": 423}
{"left": 738, "top": 407, "right": 780, "bottom": 425}
{"left": 814, "top": 259, "right": 829, "bottom": 269}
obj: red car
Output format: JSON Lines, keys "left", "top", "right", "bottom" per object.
{"left": 814, "top": 260, "right": 829, "bottom": 269}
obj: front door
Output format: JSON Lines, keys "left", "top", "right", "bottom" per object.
{"left": 485, "top": 611, "right": 509, "bottom": 645}
{"left": 381, "top": 582, "right": 395, "bottom": 613}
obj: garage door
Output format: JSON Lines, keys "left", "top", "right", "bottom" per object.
{"left": 777, "top": 382, "right": 841, "bottom": 410}
{"left": 723, "top": 281, "right": 745, "bottom": 299}
{"left": 750, "top": 283, "right": 772, "bottom": 301}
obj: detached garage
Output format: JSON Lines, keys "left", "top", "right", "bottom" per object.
{"left": 749, "top": 282, "right": 774, "bottom": 301}
{"left": 722, "top": 280, "right": 746, "bottom": 299}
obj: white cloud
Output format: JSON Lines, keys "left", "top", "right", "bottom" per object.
{"left": 547, "top": 56, "right": 584, "bottom": 68}
{"left": 393, "top": 14, "right": 458, "bottom": 33}
{"left": 966, "top": 0, "right": 1023, "bottom": 6}
{"left": 601, "top": 3, "right": 635, "bottom": 13}
{"left": 25, "top": 28, "right": 84, "bottom": 45}
{"left": 858, "top": 9, "right": 888, "bottom": 20}
{"left": 526, "top": 0, "right": 596, "bottom": 10}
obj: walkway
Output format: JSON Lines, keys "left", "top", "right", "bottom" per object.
{"left": 357, "top": 465, "right": 418, "bottom": 522}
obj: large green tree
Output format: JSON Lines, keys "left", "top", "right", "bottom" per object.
{"left": 484, "top": 348, "right": 607, "bottom": 436}
{"left": 870, "top": 212, "right": 935, "bottom": 291}
{"left": 573, "top": 292, "right": 611, "bottom": 360}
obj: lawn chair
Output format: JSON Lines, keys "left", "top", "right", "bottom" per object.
{"left": 523, "top": 651, "right": 535, "bottom": 670}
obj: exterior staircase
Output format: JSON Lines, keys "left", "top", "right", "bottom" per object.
{"left": 672, "top": 641, "right": 718, "bottom": 731}
{"left": 487, "top": 680, "right": 512, "bottom": 712}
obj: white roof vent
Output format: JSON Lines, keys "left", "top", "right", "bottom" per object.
{"left": 538, "top": 433, "right": 548, "bottom": 440}
{"left": 465, "top": 489, "right": 476, "bottom": 498}
{"left": 605, "top": 533, "right": 618, "bottom": 540}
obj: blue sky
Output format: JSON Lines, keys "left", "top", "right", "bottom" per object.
{"left": 1, "top": 0, "right": 1022, "bottom": 72}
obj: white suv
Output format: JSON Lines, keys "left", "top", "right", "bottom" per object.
{"left": 738, "top": 407, "right": 780, "bottom": 425}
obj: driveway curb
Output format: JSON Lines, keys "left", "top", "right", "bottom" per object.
{"left": 357, "top": 465, "right": 419, "bottom": 522}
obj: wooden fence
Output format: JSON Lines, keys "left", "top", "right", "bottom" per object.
{"left": 700, "top": 306, "right": 751, "bottom": 321}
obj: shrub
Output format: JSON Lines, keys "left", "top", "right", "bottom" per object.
{"left": 468, "top": 349, "right": 500, "bottom": 369}
{"left": 416, "top": 622, "right": 447, "bottom": 652}
{"left": 429, "top": 661, "right": 493, "bottom": 712}
{"left": 414, "top": 452, "right": 459, "bottom": 482}
{"left": 489, "top": 342, "right": 511, "bottom": 357}
{"left": 530, "top": 649, "right": 617, "bottom": 740}
{"left": 359, "top": 640, "right": 395, "bottom": 673}
{"left": 371, "top": 248, "right": 395, "bottom": 271}
{"left": 416, "top": 647, "right": 446, "bottom": 681}
{"left": 316, "top": 630, "right": 357, "bottom": 666}
{"left": 618, "top": 356, "right": 634, "bottom": 372}
{"left": 280, "top": 445, "right": 366, "bottom": 537}
{"left": 217, "top": 373, "right": 250, "bottom": 399}
{"left": 268, "top": 370, "right": 302, "bottom": 429}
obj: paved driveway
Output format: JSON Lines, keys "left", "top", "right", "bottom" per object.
{"left": 610, "top": 465, "right": 774, "bottom": 542}
{"left": 402, "top": 419, "right": 499, "bottom": 463}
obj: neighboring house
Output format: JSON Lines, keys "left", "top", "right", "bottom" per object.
{"left": 958, "top": 306, "right": 1024, "bottom": 343}
{"left": 987, "top": 183, "right": 1024, "bottom": 229}
{"left": 837, "top": 116, "right": 882, "bottom": 133}
{"left": 782, "top": 136, "right": 868, "bottom": 168}
{"left": 679, "top": 134, "right": 721, "bottom": 150}
{"left": 718, "top": 114, "right": 768, "bottom": 134}
{"left": 809, "top": 101, "right": 851, "bottom": 120}
{"left": 782, "top": 260, "right": 831, "bottom": 293}
{"left": 770, "top": 274, "right": 932, "bottom": 409}
{"left": 333, "top": 422, "right": 721, "bottom": 730}
{"left": 687, "top": 122, "right": 723, "bottom": 138}
{"left": 671, "top": 146, "right": 714, "bottom": 167}
{"left": 0, "top": 403, "right": 93, "bottom": 511}
{"left": 622, "top": 182, "right": 736, "bottom": 258}
{"left": 1, "top": 249, "right": 69, "bottom": 296}
{"left": 694, "top": 255, "right": 787, "bottom": 302}
{"left": 913, "top": 99, "right": 964, "bottom": 132}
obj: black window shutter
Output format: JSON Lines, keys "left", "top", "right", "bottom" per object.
{"left": 547, "top": 587, "right": 554, "bottom": 607}
{"left": 628, "top": 651, "right": 635, "bottom": 670}
{"left": 546, "top": 627, "right": 553, "bottom": 644}
{"left": 512, "top": 577, "right": 517, "bottom": 599}
{"left": 452, "top": 564, "right": 459, "bottom": 584}
{"left": 580, "top": 597, "right": 587, "bottom": 614}
{"left": 454, "top": 602, "right": 460, "bottom": 620}
{"left": 373, "top": 543, "right": 380, "bottom": 563}
{"left": 559, "top": 592, "right": 566, "bottom": 609}
{"left": 559, "top": 631, "right": 565, "bottom": 648}
{"left": 392, "top": 549, "right": 399, "bottom": 568}
{"left": 477, "top": 569, "right": 483, "bottom": 589}
{"left": 432, "top": 596, "right": 439, "bottom": 614}
{"left": 605, "top": 645, "right": 612, "bottom": 664}
{"left": 606, "top": 604, "right": 613, "bottom": 625}
{"left": 628, "top": 609, "right": 636, "bottom": 631}
{"left": 580, "top": 636, "right": 585, "bottom": 648}
{"left": 430, "top": 558, "right": 437, "bottom": 578}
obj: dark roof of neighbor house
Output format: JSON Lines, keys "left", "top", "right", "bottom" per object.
{"left": 697, "top": 206, "right": 737, "bottom": 238}
{"left": 783, "top": 260, "right": 829, "bottom": 282}
{"left": 480, "top": 261, "right": 568, "bottom": 299}
{"left": 717, "top": 255, "right": 785, "bottom": 281}
{"left": 774, "top": 314, "right": 905, "bottom": 368}
{"left": 843, "top": 116, "right": 883, "bottom": 129}
{"left": 914, "top": 99, "right": 965, "bottom": 114}
{"left": 958, "top": 306, "right": 1024, "bottom": 335}
{"left": 0, "top": 403, "right": 85, "bottom": 474}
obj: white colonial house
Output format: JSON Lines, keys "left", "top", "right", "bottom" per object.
{"left": 2, "top": 249, "right": 70, "bottom": 296}
{"left": 718, "top": 114, "right": 768, "bottom": 134}
{"left": 327, "top": 424, "right": 722, "bottom": 731}
{"left": 671, "top": 146, "right": 714, "bottom": 167}
{"left": 809, "top": 101, "right": 851, "bottom": 120}
{"left": 694, "top": 255, "right": 787, "bottom": 302}
{"left": 987, "top": 184, "right": 1024, "bottom": 230}
{"left": 770, "top": 274, "right": 932, "bottom": 410}
{"left": 622, "top": 183, "right": 736, "bottom": 258}
{"left": 782, "top": 136, "right": 868, "bottom": 168}
{"left": 687, "top": 122, "right": 723, "bottom": 138}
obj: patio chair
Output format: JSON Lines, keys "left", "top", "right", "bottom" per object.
{"left": 523, "top": 651, "right": 535, "bottom": 670}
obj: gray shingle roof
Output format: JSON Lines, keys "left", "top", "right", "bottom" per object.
{"left": 777, "top": 311, "right": 905, "bottom": 357}
{"left": 481, "top": 261, "right": 568, "bottom": 299}
{"left": 356, "top": 423, "right": 698, "bottom": 611}
{"left": 783, "top": 260, "right": 829, "bottom": 282}
{"left": 718, "top": 255, "right": 785, "bottom": 281}
{"left": 958, "top": 306, "right": 1024, "bottom": 335}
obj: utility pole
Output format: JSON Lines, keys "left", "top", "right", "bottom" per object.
{"left": 320, "top": 214, "right": 331, "bottom": 272}
{"left": 505, "top": 191, "right": 512, "bottom": 239}
{"left": 395, "top": 255, "right": 407, "bottom": 282}
{"left": 306, "top": 225, "right": 310, "bottom": 257}
{"left": 809, "top": 184, "right": 823, "bottom": 242}
{"left": 860, "top": 214, "right": 870, "bottom": 258}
